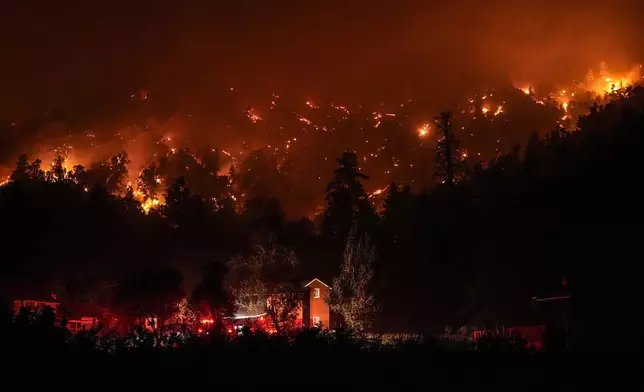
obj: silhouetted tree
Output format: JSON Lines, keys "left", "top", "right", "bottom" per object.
{"left": 114, "top": 267, "right": 184, "bottom": 330}
{"left": 434, "top": 112, "right": 466, "bottom": 186}
{"left": 105, "top": 151, "right": 130, "bottom": 194}
{"left": 10, "top": 154, "right": 29, "bottom": 182}
{"left": 137, "top": 163, "right": 163, "bottom": 202}
{"left": 26, "top": 158, "right": 45, "bottom": 181}
{"left": 323, "top": 151, "right": 376, "bottom": 238}
{"left": 192, "top": 262, "right": 236, "bottom": 321}
{"left": 67, "top": 164, "right": 87, "bottom": 186}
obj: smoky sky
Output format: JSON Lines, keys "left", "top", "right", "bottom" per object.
{"left": 1, "top": 0, "right": 642, "bottom": 120}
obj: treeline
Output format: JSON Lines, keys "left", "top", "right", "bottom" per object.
{"left": 1, "top": 86, "right": 644, "bottom": 340}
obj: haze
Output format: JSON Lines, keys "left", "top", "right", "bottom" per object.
{"left": 1, "top": 0, "right": 642, "bottom": 120}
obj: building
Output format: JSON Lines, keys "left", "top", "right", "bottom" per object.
{"left": 13, "top": 298, "right": 60, "bottom": 314}
{"left": 301, "top": 278, "right": 333, "bottom": 329}
{"left": 230, "top": 278, "right": 337, "bottom": 331}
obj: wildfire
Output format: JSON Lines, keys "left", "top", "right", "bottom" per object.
{"left": 246, "top": 108, "right": 263, "bottom": 123}
{"left": 417, "top": 123, "right": 431, "bottom": 137}
{"left": 4, "top": 60, "right": 641, "bottom": 221}
{"left": 516, "top": 62, "right": 642, "bottom": 117}
{"left": 141, "top": 198, "right": 161, "bottom": 213}
{"left": 369, "top": 186, "right": 388, "bottom": 199}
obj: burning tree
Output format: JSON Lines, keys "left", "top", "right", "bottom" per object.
{"left": 226, "top": 236, "right": 302, "bottom": 334}
{"left": 49, "top": 154, "right": 67, "bottom": 182}
{"left": 137, "top": 163, "right": 163, "bottom": 202}
{"left": 329, "top": 231, "right": 379, "bottom": 332}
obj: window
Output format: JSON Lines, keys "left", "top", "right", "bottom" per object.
{"left": 313, "top": 316, "right": 320, "bottom": 326}
{"left": 313, "top": 288, "right": 320, "bottom": 299}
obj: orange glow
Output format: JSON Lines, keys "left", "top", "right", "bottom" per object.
{"left": 201, "top": 318, "right": 214, "bottom": 324}
{"left": 369, "top": 186, "right": 388, "bottom": 199}
{"left": 246, "top": 108, "right": 262, "bottom": 123}
{"left": 417, "top": 123, "right": 431, "bottom": 137}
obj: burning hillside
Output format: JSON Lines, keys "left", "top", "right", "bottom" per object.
{"left": 0, "top": 62, "right": 642, "bottom": 217}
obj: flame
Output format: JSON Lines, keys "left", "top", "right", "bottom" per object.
{"left": 417, "top": 123, "right": 431, "bottom": 137}
{"left": 369, "top": 186, "right": 388, "bottom": 199}
{"left": 246, "top": 108, "right": 262, "bottom": 123}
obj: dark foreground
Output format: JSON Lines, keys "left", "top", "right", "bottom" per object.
{"left": 6, "top": 340, "right": 642, "bottom": 389}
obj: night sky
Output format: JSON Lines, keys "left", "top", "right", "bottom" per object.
{"left": 2, "top": 0, "right": 642, "bottom": 119}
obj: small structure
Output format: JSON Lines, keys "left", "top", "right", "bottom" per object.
{"left": 66, "top": 317, "right": 99, "bottom": 334}
{"left": 302, "top": 278, "right": 333, "bottom": 329}
{"left": 13, "top": 298, "right": 60, "bottom": 314}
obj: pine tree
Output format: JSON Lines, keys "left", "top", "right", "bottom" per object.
{"left": 10, "top": 154, "right": 30, "bottom": 182}
{"left": 323, "top": 151, "right": 376, "bottom": 238}
{"left": 434, "top": 112, "right": 466, "bottom": 187}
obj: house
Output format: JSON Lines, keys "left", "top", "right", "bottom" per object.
{"left": 66, "top": 317, "right": 99, "bottom": 334}
{"left": 301, "top": 278, "right": 333, "bottom": 329}
{"left": 230, "top": 278, "right": 336, "bottom": 331}
{"left": 13, "top": 298, "right": 60, "bottom": 314}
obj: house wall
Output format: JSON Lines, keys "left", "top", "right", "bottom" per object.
{"left": 13, "top": 299, "right": 59, "bottom": 314}
{"left": 306, "top": 280, "right": 330, "bottom": 329}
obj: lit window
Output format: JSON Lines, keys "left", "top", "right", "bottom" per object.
{"left": 313, "top": 288, "right": 320, "bottom": 298}
{"left": 313, "top": 316, "right": 320, "bottom": 326}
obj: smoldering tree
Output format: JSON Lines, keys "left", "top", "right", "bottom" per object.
{"left": 329, "top": 230, "right": 379, "bottom": 332}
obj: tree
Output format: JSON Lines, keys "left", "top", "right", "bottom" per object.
{"left": 329, "top": 231, "right": 379, "bottom": 331}
{"left": 114, "top": 267, "right": 184, "bottom": 331}
{"left": 49, "top": 154, "right": 67, "bottom": 182}
{"left": 192, "top": 262, "right": 236, "bottom": 322}
{"left": 323, "top": 151, "right": 376, "bottom": 238}
{"left": 163, "top": 176, "right": 209, "bottom": 226}
{"left": 226, "top": 236, "right": 302, "bottom": 334}
{"left": 10, "top": 154, "right": 30, "bottom": 182}
{"left": 26, "top": 158, "right": 45, "bottom": 181}
{"left": 434, "top": 112, "right": 466, "bottom": 187}
{"left": 137, "top": 163, "right": 163, "bottom": 202}
{"left": 105, "top": 151, "right": 130, "bottom": 194}
{"left": 166, "top": 297, "right": 198, "bottom": 332}
{"left": 67, "top": 164, "right": 87, "bottom": 186}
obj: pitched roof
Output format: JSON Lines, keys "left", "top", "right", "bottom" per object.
{"left": 304, "top": 278, "right": 330, "bottom": 288}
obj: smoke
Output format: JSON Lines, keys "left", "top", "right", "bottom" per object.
{"left": 1, "top": 0, "right": 642, "bottom": 190}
